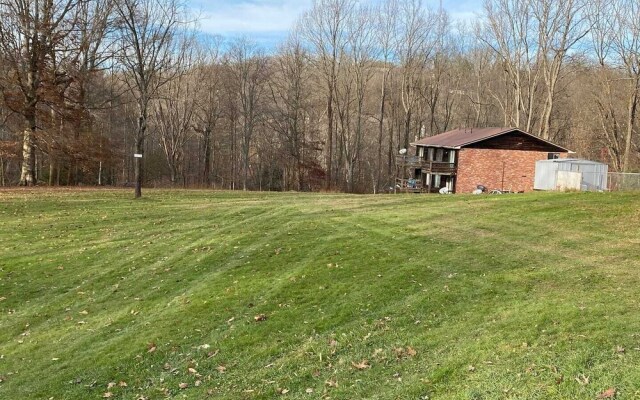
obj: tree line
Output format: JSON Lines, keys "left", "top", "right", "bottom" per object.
{"left": 0, "top": 0, "right": 638, "bottom": 194}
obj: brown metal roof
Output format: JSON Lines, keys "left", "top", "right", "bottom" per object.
{"left": 411, "top": 127, "right": 570, "bottom": 151}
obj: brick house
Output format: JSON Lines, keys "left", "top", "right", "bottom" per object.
{"left": 396, "top": 127, "right": 570, "bottom": 193}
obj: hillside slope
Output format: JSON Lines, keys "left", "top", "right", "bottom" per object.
{"left": 0, "top": 190, "right": 639, "bottom": 399}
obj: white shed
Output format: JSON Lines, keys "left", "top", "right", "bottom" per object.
{"left": 534, "top": 159, "right": 608, "bottom": 191}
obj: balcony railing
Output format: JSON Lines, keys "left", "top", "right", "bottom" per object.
{"left": 396, "top": 155, "right": 456, "bottom": 173}
{"left": 394, "top": 178, "right": 444, "bottom": 193}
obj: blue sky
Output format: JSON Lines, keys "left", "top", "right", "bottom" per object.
{"left": 191, "top": 0, "right": 483, "bottom": 49}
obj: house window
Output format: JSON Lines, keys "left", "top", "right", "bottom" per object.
{"left": 548, "top": 152, "right": 560, "bottom": 160}
{"left": 442, "top": 149, "right": 450, "bottom": 162}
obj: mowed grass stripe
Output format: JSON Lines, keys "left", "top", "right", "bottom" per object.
{"left": 0, "top": 189, "right": 638, "bottom": 399}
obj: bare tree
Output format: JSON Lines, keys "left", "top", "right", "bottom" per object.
{"left": 49, "top": 0, "right": 118, "bottom": 186}
{"left": 482, "top": 0, "right": 541, "bottom": 132}
{"left": 192, "top": 35, "right": 224, "bottom": 187}
{"left": 396, "top": 0, "right": 438, "bottom": 149}
{"left": 463, "top": 22, "right": 496, "bottom": 127}
{"left": 335, "top": 4, "right": 377, "bottom": 192}
{"left": 268, "top": 35, "right": 313, "bottom": 191}
{"left": 418, "top": 7, "right": 456, "bottom": 135}
{"left": 533, "top": 0, "right": 589, "bottom": 140}
{"left": 225, "top": 37, "right": 269, "bottom": 191}
{"left": 115, "top": 0, "right": 187, "bottom": 197}
{"left": 153, "top": 46, "right": 197, "bottom": 186}
{"left": 0, "top": 0, "right": 81, "bottom": 185}
{"left": 373, "top": 0, "right": 398, "bottom": 192}
{"left": 299, "top": 0, "right": 353, "bottom": 189}
{"left": 588, "top": 0, "right": 640, "bottom": 171}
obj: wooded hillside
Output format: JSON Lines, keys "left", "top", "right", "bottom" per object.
{"left": 0, "top": 0, "right": 638, "bottom": 193}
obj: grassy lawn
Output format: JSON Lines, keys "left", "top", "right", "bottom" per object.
{"left": 0, "top": 189, "right": 639, "bottom": 399}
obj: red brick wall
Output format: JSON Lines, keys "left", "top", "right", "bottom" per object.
{"left": 456, "top": 148, "right": 551, "bottom": 193}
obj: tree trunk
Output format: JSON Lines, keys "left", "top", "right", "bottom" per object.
{"left": 623, "top": 84, "right": 638, "bottom": 172}
{"left": 49, "top": 159, "right": 55, "bottom": 186}
{"left": 67, "top": 162, "right": 72, "bottom": 185}
{"left": 376, "top": 69, "right": 387, "bottom": 193}
{"left": 19, "top": 125, "right": 36, "bottom": 186}
{"left": 203, "top": 128, "right": 211, "bottom": 186}
{"left": 0, "top": 157, "right": 5, "bottom": 186}
{"left": 169, "top": 164, "right": 177, "bottom": 185}
{"left": 325, "top": 90, "right": 334, "bottom": 189}
{"left": 243, "top": 136, "right": 249, "bottom": 191}
{"left": 540, "top": 89, "right": 554, "bottom": 140}
{"left": 347, "top": 162, "right": 354, "bottom": 193}
{"left": 404, "top": 108, "right": 411, "bottom": 150}
{"left": 134, "top": 114, "right": 145, "bottom": 198}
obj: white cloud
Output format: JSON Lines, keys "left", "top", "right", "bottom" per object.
{"left": 443, "top": 0, "right": 483, "bottom": 22}
{"left": 194, "top": 0, "right": 313, "bottom": 35}
{"left": 190, "top": 0, "right": 484, "bottom": 48}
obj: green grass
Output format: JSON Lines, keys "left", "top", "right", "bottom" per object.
{"left": 0, "top": 189, "right": 639, "bottom": 399}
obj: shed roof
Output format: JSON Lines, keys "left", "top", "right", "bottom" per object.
{"left": 538, "top": 158, "right": 607, "bottom": 165}
{"left": 411, "top": 127, "right": 571, "bottom": 152}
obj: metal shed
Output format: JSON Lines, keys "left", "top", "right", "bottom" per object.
{"left": 534, "top": 159, "right": 608, "bottom": 191}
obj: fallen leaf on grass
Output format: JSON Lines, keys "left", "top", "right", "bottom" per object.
{"left": 393, "top": 347, "right": 417, "bottom": 358}
{"left": 118, "top": 381, "right": 127, "bottom": 387}
{"left": 276, "top": 388, "right": 289, "bottom": 394}
{"left": 147, "top": 342, "right": 157, "bottom": 353}
{"left": 598, "top": 388, "right": 616, "bottom": 399}
{"left": 254, "top": 314, "right": 267, "bottom": 322}
{"left": 305, "top": 388, "right": 313, "bottom": 393}
{"left": 178, "top": 382, "right": 188, "bottom": 389}
{"left": 216, "top": 365, "right": 226, "bottom": 373}
{"left": 351, "top": 360, "right": 371, "bottom": 370}
{"left": 102, "top": 392, "right": 113, "bottom": 398}
{"left": 107, "top": 382, "right": 116, "bottom": 389}
{"left": 575, "top": 374, "right": 589, "bottom": 385}
{"left": 325, "top": 379, "right": 338, "bottom": 388}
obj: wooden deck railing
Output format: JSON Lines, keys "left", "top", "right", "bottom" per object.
{"left": 394, "top": 178, "right": 443, "bottom": 193}
{"left": 396, "top": 156, "right": 456, "bottom": 173}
